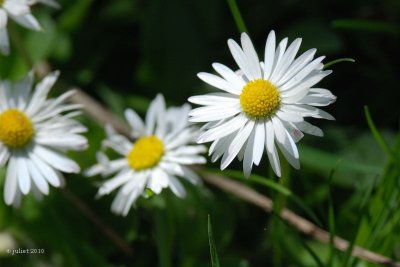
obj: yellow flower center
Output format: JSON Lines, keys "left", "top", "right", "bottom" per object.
{"left": 0, "top": 0, "right": 3, "bottom": 6}
{"left": 127, "top": 135, "right": 164, "bottom": 171}
{"left": 0, "top": 109, "right": 35, "bottom": 149}
{"left": 240, "top": 79, "right": 281, "bottom": 119}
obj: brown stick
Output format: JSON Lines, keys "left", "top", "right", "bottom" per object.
{"left": 67, "top": 87, "right": 400, "bottom": 267}
{"left": 201, "top": 173, "right": 400, "bottom": 267}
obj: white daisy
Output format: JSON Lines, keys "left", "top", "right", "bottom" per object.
{"left": 188, "top": 31, "right": 336, "bottom": 177}
{"left": 0, "top": 71, "right": 88, "bottom": 206}
{"left": 0, "top": 0, "right": 49, "bottom": 55}
{"left": 86, "top": 94, "right": 206, "bottom": 216}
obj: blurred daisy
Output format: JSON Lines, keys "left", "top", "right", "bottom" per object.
{"left": 188, "top": 31, "right": 336, "bottom": 177}
{"left": 0, "top": 0, "right": 59, "bottom": 55}
{"left": 0, "top": 71, "right": 88, "bottom": 206}
{"left": 86, "top": 94, "right": 206, "bottom": 216}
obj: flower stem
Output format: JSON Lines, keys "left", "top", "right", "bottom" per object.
{"left": 226, "top": 0, "right": 249, "bottom": 34}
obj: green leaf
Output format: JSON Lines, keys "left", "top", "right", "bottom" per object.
{"left": 208, "top": 215, "right": 221, "bottom": 267}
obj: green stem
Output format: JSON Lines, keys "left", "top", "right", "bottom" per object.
{"left": 274, "top": 155, "right": 290, "bottom": 213}
{"left": 226, "top": 0, "right": 249, "bottom": 34}
{"left": 323, "top": 58, "right": 355, "bottom": 69}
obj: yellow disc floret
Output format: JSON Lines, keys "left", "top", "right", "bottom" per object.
{"left": 0, "top": 0, "right": 3, "bottom": 6}
{"left": 240, "top": 79, "right": 281, "bottom": 119}
{"left": 127, "top": 135, "right": 164, "bottom": 171}
{"left": 0, "top": 109, "right": 34, "bottom": 148}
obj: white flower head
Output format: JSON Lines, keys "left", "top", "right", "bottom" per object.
{"left": 0, "top": 71, "right": 88, "bottom": 206}
{"left": 0, "top": 0, "right": 59, "bottom": 55}
{"left": 86, "top": 94, "right": 207, "bottom": 216}
{"left": 188, "top": 31, "right": 336, "bottom": 177}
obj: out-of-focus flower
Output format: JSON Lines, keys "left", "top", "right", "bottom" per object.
{"left": 189, "top": 31, "right": 336, "bottom": 177}
{"left": 86, "top": 94, "right": 206, "bottom": 216}
{"left": 0, "top": 71, "right": 88, "bottom": 206}
{"left": 0, "top": 0, "right": 59, "bottom": 55}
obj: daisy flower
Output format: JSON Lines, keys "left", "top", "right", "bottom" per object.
{"left": 0, "top": 71, "right": 88, "bottom": 206}
{"left": 0, "top": 0, "right": 57, "bottom": 55}
{"left": 188, "top": 31, "right": 336, "bottom": 177}
{"left": 86, "top": 94, "right": 206, "bottom": 216}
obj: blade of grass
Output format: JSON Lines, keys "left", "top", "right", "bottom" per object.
{"left": 327, "top": 162, "right": 340, "bottom": 267}
{"left": 323, "top": 58, "right": 355, "bottom": 69}
{"left": 364, "top": 106, "right": 393, "bottom": 157}
{"left": 343, "top": 177, "right": 376, "bottom": 267}
{"left": 299, "top": 238, "right": 326, "bottom": 267}
{"left": 226, "top": 0, "right": 249, "bottom": 34}
{"left": 208, "top": 215, "right": 221, "bottom": 267}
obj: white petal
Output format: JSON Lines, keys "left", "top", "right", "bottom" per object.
{"left": 155, "top": 94, "right": 167, "bottom": 138}
{"left": 276, "top": 110, "right": 304, "bottom": 123}
{"left": 0, "top": 10, "right": 9, "bottom": 55}
{"left": 221, "top": 120, "right": 255, "bottom": 170}
{"left": 29, "top": 152, "right": 61, "bottom": 187}
{"left": 10, "top": 13, "right": 41, "bottom": 31}
{"left": 125, "top": 108, "right": 145, "bottom": 137}
{"left": 295, "top": 121, "right": 323, "bottom": 137}
{"left": 197, "top": 113, "right": 247, "bottom": 143}
{"left": 277, "top": 48, "right": 317, "bottom": 86}
{"left": 210, "top": 133, "right": 236, "bottom": 163}
{"left": 188, "top": 104, "right": 241, "bottom": 122}
{"left": 253, "top": 122, "right": 265, "bottom": 166}
{"left": 0, "top": 146, "right": 10, "bottom": 166}
{"left": 35, "top": 134, "right": 88, "bottom": 150}
{"left": 180, "top": 166, "right": 202, "bottom": 185}
{"left": 265, "top": 120, "right": 281, "bottom": 177}
{"left": 270, "top": 37, "right": 288, "bottom": 78}
{"left": 283, "top": 104, "right": 335, "bottom": 120}
{"left": 168, "top": 175, "right": 186, "bottom": 198}
{"left": 164, "top": 155, "right": 206, "bottom": 165}
{"left": 243, "top": 127, "right": 256, "bottom": 177}
{"left": 98, "top": 170, "right": 133, "bottom": 195}
{"left": 282, "top": 121, "right": 304, "bottom": 142}
{"left": 167, "top": 145, "right": 207, "bottom": 156}
{"left": 271, "top": 117, "right": 286, "bottom": 144}
{"left": 34, "top": 145, "right": 80, "bottom": 173}
{"left": 25, "top": 71, "right": 59, "bottom": 117}
{"left": 227, "top": 39, "right": 254, "bottom": 80}
{"left": 271, "top": 38, "right": 302, "bottom": 83}
{"left": 3, "top": 2, "right": 30, "bottom": 16}
{"left": 145, "top": 94, "right": 162, "bottom": 135}
{"left": 27, "top": 159, "right": 49, "bottom": 195}
{"left": 280, "top": 57, "right": 327, "bottom": 91}
{"left": 197, "top": 72, "right": 241, "bottom": 95}
{"left": 148, "top": 168, "right": 169, "bottom": 194}
{"left": 298, "top": 95, "right": 337, "bottom": 106}
{"left": 212, "top": 63, "right": 245, "bottom": 91}
{"left": 241, "top": 33, "right": 262, "bottom": 79}
{"left": 276, "top": 132, "right": 300, "bottom": 170}
{"left": 263, "top": 30, "right": 276, "bottom": 80}
{"left": 16, "top": 156, "right": 31, "bottom": 195}
{"left": 188, "top": 93, "right": 238, "bottom": 106}
{"left": 4, "top": 157, "right": 18, "bottom": 205}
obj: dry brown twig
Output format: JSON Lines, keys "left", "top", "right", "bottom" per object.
{"left": 69, "top": 88, "right": 399, "bottom": 266}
